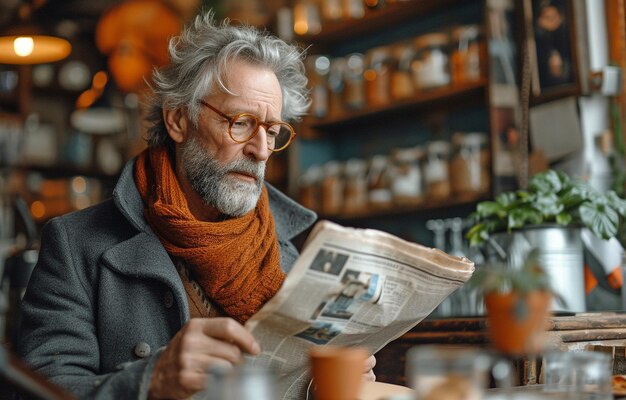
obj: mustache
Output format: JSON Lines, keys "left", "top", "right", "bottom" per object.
{"left": 222, "top": 158, "right": 265, "bottom": 180}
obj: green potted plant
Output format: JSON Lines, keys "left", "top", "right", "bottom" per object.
{"left": 465, "top": 170, "right": 626, "bottom": 312}
{"left": 466, "top": 170, "right": 626, "bottom": 247}
{"left": 467, "top": 249, "right": 554, "bottom": 356}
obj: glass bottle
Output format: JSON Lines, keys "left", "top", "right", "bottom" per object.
{"left": 343, "top": 53, "right": 366, "bottom": 110}
{"left": 298, "top": 165, "right": 323, "bottom": 211}
{"left": 320, "top": 161, "right": 344, "bottom": 215}
{"left": 451, "top": 24, "right": 486, "bottom": 85}
{"left": 424, "top": 140, "right": 451, "bottom": 199}
{"left": 342, "top": 0, "right": 365, "bottom": 19}
{"left": 390, "top": 41, "right": 415, "bottom": 100}
{"left": 450, "top": 132, "right": 490, "bottom": 196}
{"left": 363, "top": 0, "right": 385, "bottom": 10}
{"left": 307, "top": 55, "right": 331, "bottom": 118}
{"left": 389, "top": 147, "right": 423, "bottom": 205}
{"left": 321, "top": 0, "right": 343, "bottom": 22}
{"left": 343, "top": 158, "right": 368, "bottom": 213}
{"left": 367, "top": 154, "right": 392, "bottom": 210}
{"left": 327, "top": 57, "right": 346, "bottom": 116}
{"left": 293, "top": 0, "right": 322, "bottom": 36}
{"left": 364, "top": 45, "right": 393, "bottom": 107}
{"left": 411, "top": 33, "right": 451, "bottom": 90}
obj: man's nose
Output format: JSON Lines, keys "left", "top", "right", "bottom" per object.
{"left": 243, "top": 126, "right": 271, "bottom": 162}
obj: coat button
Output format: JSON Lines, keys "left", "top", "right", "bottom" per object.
{"left": 134, "top": 342, "right": 151, "bottom": 358}
{"left": 164, "top": 290, "right": 174, "bottom": 309}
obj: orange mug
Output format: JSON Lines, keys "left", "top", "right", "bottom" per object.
{"left": 309, "top": 345, "right": 369, "bottom": 400}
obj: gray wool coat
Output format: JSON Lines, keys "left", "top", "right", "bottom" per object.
{"left": 17, "top": 158, "right": 317, "bottom": 399}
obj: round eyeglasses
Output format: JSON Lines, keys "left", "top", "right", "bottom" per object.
{"left": 199, "top": 100, "right": 296, "bottom": 152}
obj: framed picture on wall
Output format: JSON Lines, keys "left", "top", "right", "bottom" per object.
{"left": 524, "top": 0, "right": 581, "bottom": 103}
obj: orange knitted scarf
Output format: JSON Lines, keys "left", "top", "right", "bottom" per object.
{"left": 134, "top": 146, "right": 285, "bottom": 323}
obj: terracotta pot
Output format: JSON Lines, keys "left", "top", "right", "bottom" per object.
{"left": 484, "top": 290, "right": 552, "bottom": 356}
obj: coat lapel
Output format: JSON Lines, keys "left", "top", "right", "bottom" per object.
{"left": 100, "top": 232, "right": 190, "bottom": 324}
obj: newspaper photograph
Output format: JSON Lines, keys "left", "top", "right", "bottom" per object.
{"left": 243, "top": 220, "right": 475, "bottom": 399}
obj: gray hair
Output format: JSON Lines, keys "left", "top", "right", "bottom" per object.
{"left": 145, "top": 10, "right": 310, "bottom": 147}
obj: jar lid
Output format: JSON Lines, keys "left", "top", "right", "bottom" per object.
{"left": 323, "top": 160, "right": 343, "bottom": 175}
{"left": 329, "top": 57, "right": 347, "bottom": 75}
{"left": 299, "top": 165, "right": 323, "bottom": 185}
{"left": 427, "top": 140, "right": 451, "bottom": 154}
{"left": 370, "top": 154, "right": 388, "bottom": 167}
{"left": 414, "top": 33, "right": 449, "bottom": 49}
{"left": 392, "top": 42, "right": 415, "bottom": 62}
{"left": 346, "top": 53, "right": 365, "bottom": 74}
{"left": 313, "top": 55, "right": 331, "bottom": 75}
{"left": 452, "top": 25, "right": 481, "bottom": 42}
{"left": 367, "top": 46, "right": 392, "bottom": 66}
{"left": 462, "top": 133, "right": 488, "bottom": 145}
{"left": 392, "top": 147, "right": 422, "bottom": 162}
{"left": 369, "top": 188, "right": 393, "bottom": 203}
{"left": 344, "top": 158, "right": 368, "bottom": 175}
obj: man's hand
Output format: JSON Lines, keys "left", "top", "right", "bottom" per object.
{"left": 148, "top": 318, "right": 260, "bottom": 400}
{"left": 363, "top": 355, "right": 376, "bottom": 382}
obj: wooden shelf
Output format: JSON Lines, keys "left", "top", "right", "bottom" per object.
{"left": 307, "top": 79, "right": 487, "bottom": 130}
{"left": 296, "top": 0, "right": 463, "bottom": 45}
{"left": 318, "top": 192, "right": 486, "bottom": 222}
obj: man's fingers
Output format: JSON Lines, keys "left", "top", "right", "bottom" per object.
{"left": 363, "top": 370, "right": 376, "bottom": 382}
{"left": 199, "top": 318, "right": 260, "bottom": 355}
{"left": 203, "top": 337, "right": 246, "bottom": 365}
{"left": 364, "top": 355, "right": 376, "bottom": 372}
{"left": 205, "top": 357, "right": 236, "bottom": 374}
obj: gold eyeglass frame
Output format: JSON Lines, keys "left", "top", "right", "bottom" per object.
{"left": 199, "top": 100, "right": 296, "bottom": 152}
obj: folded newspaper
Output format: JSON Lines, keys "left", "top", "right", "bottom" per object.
{"left": 204, "top": 220, "right": 474, "bottom": 399}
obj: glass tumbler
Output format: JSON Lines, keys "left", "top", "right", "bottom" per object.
{"left": 543, "top": 350, "right": 612, "bottom": 400}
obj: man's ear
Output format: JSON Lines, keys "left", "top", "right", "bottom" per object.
{"left": 163, "top": 108, "right": 188, "bottom": 144}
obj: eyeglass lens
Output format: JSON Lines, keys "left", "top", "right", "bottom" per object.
{"left": 230, "top": 114, "right": 293, "bottom": 150}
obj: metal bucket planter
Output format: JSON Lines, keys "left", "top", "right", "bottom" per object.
{"left": 486, "top": 225, "right": 585, "bottom": 313}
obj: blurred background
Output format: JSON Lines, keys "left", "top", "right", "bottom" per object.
{"left": 0, "top": 0, "right": 624, "bottom": 341}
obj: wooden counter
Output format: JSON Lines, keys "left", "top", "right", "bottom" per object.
{"left": 374, "top": 312, "right": 626, "bottom": 386}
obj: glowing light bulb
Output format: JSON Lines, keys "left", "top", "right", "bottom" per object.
{"left": 14, "top": 37, "right": 34, "bottom": 57}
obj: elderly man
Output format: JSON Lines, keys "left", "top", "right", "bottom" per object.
{"left": 17, "top": 11, "right": 375, "bottom": 400}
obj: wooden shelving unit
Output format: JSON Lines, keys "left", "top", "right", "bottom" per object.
{"left": 307, "top": 79, "right": 487, "bottom": 131}
{"left": 295, "top": 0, "right": 463, "bottom": 46}
{"left": 290, "top": 0, "right": 494, "bottom": 228}
{"left": 319, "top": 193, "right": 487, "bottom": 222}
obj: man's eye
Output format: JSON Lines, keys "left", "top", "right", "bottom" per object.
{"left": 233, "top": 119, "right": 253, "bottom": 129}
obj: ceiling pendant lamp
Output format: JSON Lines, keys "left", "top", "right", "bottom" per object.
{"left": 0, "top": 3, "right": 71, "bottom": 65}
{"left": 0, "top": 34, "right": 71, "bottom": 64}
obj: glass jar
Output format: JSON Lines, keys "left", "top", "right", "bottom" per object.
{"left": 342, "top": 0, "right": 365, "bottom": 20}
{"left": 363, "top": 0, "right": 385, "bottom": 10}
{"left": 367, "top": 154, "right": 393, "bottom": 209}
{"left": 293, "top": 0, "right": 322, "bottom": 35}
{"left": 307, "top": 55, "right": 331, "bottom": 118}
{"left": 320, "top": 161, "right": 344, "bottom": 215}
{"left": 390, "top": 41, "right": 415, "bottom": 100}
{"left": 451, "top": 24, "right": 486, "bottom": 85}
{"left": 298, "top": 165, "right": 323, "bottom": 210}
{"left": 364, "top": 46, "right": 393, "bottom": 107}
{"left": 450, "top": 132, "right": 490, "bottom": 196}
{"left": 424, "top": 140, "right": 451, "bottom": 199}
{"left": 343, "top": 158, "right": 368, "bottom": 213}
{"left": 411, "top": 33, "right": 451, "bottom": 90}
{"left": 389, "top": 147, "right": 424, "bottom": 205}
{"left": 321, "top": 0, "right": 343, "bottom": 22}
{"left": 343, "top": 53, "right": 366, "bottom": 110}
{"left": 327, "top": 57, "right": 346, "bottom": 116}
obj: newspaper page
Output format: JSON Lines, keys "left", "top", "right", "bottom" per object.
{"left": 243, "top": 220, "right": 475, "bottom": 399}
